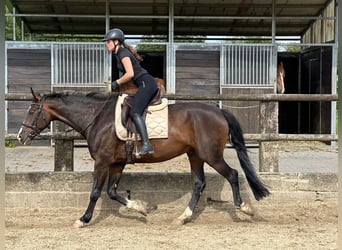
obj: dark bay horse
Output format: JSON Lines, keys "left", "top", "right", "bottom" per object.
{"left": 17, "top": 88, "right": 270, "bottom": 227}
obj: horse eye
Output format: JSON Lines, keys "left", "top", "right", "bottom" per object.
{"left": 28, "top": 105, "right": 38, "bottom": 114}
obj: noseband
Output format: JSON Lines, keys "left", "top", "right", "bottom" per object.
{"left": 21, "top": 96, "right": 47, "bottom": 138}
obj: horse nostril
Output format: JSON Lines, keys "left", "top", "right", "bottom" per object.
{"left": 17, "top": 133, "right": 23, "bottom": 143}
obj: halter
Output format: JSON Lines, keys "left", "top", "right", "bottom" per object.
{"left": 21, "top": 96, "right": 47, "bottom": 138}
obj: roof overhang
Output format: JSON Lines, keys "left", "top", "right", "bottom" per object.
{"left": 6, "top": 0, "right": 335, "bottom": 38}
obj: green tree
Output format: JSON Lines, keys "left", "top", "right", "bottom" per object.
{"left": 136, "top": 35, "right": 205, "bottom": 52}
{"left": 5, "top": 2, "right": 18, "bottom": 40}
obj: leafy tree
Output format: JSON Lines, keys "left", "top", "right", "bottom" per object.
{"left": 5, "top": 2, "right": 19, "bottom": 40}
{"left": 284, "top": 45, "right": 301, "bottom": 52}
{"left": 136, "top": 35, "right": 205, "bottom": 52}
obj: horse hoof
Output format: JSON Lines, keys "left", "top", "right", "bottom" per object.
{"left": 136, "top": 200, "right": 147, "bottom": 216}
{"left": 172, "top": 218, "right": 185, "bottom": 226}
{"left": 73, "top": 220, "right": 85, "bottom": 228}
{"left": 237, "top": 202, "right": 254, "bottom": 216}
{"left": 138, "top": 208, "right": 147, "bottom": 216}
{"left": 127, "top": 200, "right": 147, "bottom": 216}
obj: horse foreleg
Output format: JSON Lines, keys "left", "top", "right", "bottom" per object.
{"left": 74, "top": 168, "right": 107, "bottom": 228}
{"left": 107, "top": 166, "right": 147, "bottom": 216}
{"left": 174, "top": 155, "right": 206, "bottom": 225}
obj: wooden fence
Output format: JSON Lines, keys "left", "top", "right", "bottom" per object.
{"left": 5, "top": 93, "right": 338, "bottom": 172}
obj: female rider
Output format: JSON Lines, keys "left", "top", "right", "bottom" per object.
{"left": 103, "top": 28, "right": 158, "bottom": 156}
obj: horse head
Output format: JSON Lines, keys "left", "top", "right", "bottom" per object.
{"left": 276, "top": 61, "right": 285, "bottom": 94}
{"left": 17, "top": 88, "right": 52, "bottom": 145}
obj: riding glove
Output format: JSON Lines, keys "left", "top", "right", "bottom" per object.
{"left": 111, "top": 80, "right": 120, "bottom": 92}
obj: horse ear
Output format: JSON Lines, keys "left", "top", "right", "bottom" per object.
{"left": 30, "top": 88, "right": 41, "bottom": 102}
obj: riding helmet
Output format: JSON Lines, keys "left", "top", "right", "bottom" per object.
{"left": 103, "top": 28, "right": 125, "bottom": 42}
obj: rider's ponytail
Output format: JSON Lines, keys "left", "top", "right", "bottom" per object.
{"left": 122, "top": 42, "right": 143, "bottom": 63}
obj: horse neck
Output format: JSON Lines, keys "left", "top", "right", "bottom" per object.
{"left": 46, "top": 95, "right": 112, "bottom": 135}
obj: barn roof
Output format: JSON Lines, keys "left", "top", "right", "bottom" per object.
{"left": 6, "top": 0, "right": 335, "bottom": 38}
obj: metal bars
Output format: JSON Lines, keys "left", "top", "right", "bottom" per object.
{"left": 222, "top": 44, "right": 275, "bottom": 87}
{"left": 52, "top": 42, "right": 276, "bottom": 88}
{"left": 53, "top": 43, "right": 110, "bottom": 85}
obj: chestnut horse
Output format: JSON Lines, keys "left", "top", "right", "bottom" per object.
{"left": 17, "top": 88, "right": 269, "bottom": 227}
{"left": 119, "top": 77, "right": 166, "bottom": 95}
{"left": 277, "top": 61, "right": 285, "bottom": 94}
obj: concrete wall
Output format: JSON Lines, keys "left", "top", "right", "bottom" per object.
{"left": 5, "top": 172, "right": 337, "bottom": 209}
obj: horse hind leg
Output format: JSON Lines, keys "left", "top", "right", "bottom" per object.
{"left": 174, "top": 153, "right": 206, "bottom": 225}
{"left": 209, "top": 158, "right": 254, "bottom": 216}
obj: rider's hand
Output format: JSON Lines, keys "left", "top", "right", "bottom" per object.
{"left": 111, "top": 80, "right": 120, "bottom": 92}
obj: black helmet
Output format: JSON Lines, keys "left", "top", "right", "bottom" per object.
{"left": 103, "top": 28, "right": 125, "bottom": 42}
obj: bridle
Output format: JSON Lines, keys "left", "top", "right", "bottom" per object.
{"left": 21, "top": 93, "right": 113, "bottom": 139}
{"left": 21, "top": 96, "right": 48, "bottom": 139}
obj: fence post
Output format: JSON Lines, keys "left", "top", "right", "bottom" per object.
{"left": 259, "top": 101, "right": 279, "bottom": 172}
{"left": 54, "top": 139, "right": 74, "bottom": 171}
{"left": 54, "top": 121, "right": 74, "bottom": 171}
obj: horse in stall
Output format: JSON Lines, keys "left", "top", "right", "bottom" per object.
{"left": 119, "top": 77, "right": 166, "bottom": 95}
{"left": 17, "top": 88, "right": 270, "bottom": 227}
{"left": 277, "top": 61, "right": 285, "bottom": 94}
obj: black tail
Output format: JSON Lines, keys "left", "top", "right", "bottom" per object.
{"left": 221, "top": 109, "right": 270, "bottom": 200}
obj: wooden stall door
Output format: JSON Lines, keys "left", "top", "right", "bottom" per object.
{"left": 175, "top": 50, "right": 220, "bottom": 97}
{"left": 300, "top": 47, "right": 332, "bottom": 134}
{"left": 7, "top": 49, "right": 51, "bottom": 145}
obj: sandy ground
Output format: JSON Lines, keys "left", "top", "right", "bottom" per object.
{"left": 5, "top": 198, "right": 337, "bottom": 249}
{"left": 5, "top": 141, "right": 338, "bottom": 249}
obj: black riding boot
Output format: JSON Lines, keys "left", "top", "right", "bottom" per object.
{"left": 132, "top": 113, "right": 154, "bottom": 156}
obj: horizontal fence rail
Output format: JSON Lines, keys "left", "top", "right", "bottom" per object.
{"left": 5, "top": 93, "right": 339, "bottom": 102}
{"left": 5, "top": 132, "right": 338, "bottom": 142}
{"left": 164, "top": 94, "right": 338, "bottom": 102}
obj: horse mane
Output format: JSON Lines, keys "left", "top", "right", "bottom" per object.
{"left": 42, "top": 92, "right": 70, "bottom": 104}
{"left": 45, "top": 92, "right": 66, "bottom": 98}
{"left": 43, "top": 91, "right": 117, "bottom": 104}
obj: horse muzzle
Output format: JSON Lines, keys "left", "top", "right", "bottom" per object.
{"left": 17, "top": 127, "right": 34, "bottom": 145}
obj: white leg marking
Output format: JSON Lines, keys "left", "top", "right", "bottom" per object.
{"left": 174, "top": 206, "right": 193, "bottom": 225}
{"left": 126, "top": 199, "right": 147, "bottom": 216}
{"left": 238, "top": 202, "right": 254, "bottom": 216}
{"left": 73, "top": 219, "right": 85, "bottom": 228}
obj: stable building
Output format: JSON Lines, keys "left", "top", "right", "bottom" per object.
{"left": 5, "top": 0, "right": 338, "bottom": 138}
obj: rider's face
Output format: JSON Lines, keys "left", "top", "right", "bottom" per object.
{"left": 105, "top": 40, "right": 119, "bottom": 52}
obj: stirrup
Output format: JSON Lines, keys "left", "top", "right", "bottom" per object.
{"left": 135, "top": 143, "right": 154, "bottom": 157}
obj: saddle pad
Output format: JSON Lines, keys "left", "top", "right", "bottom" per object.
{"left": 115, "top": 94, "right": 168, "bottom": 141}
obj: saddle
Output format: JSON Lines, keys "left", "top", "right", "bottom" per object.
{"left": 115, "top": 88, "right": 168, "bottom": 163}
{"left": 121, "top": 88, "right": 162, "bottom": 135}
